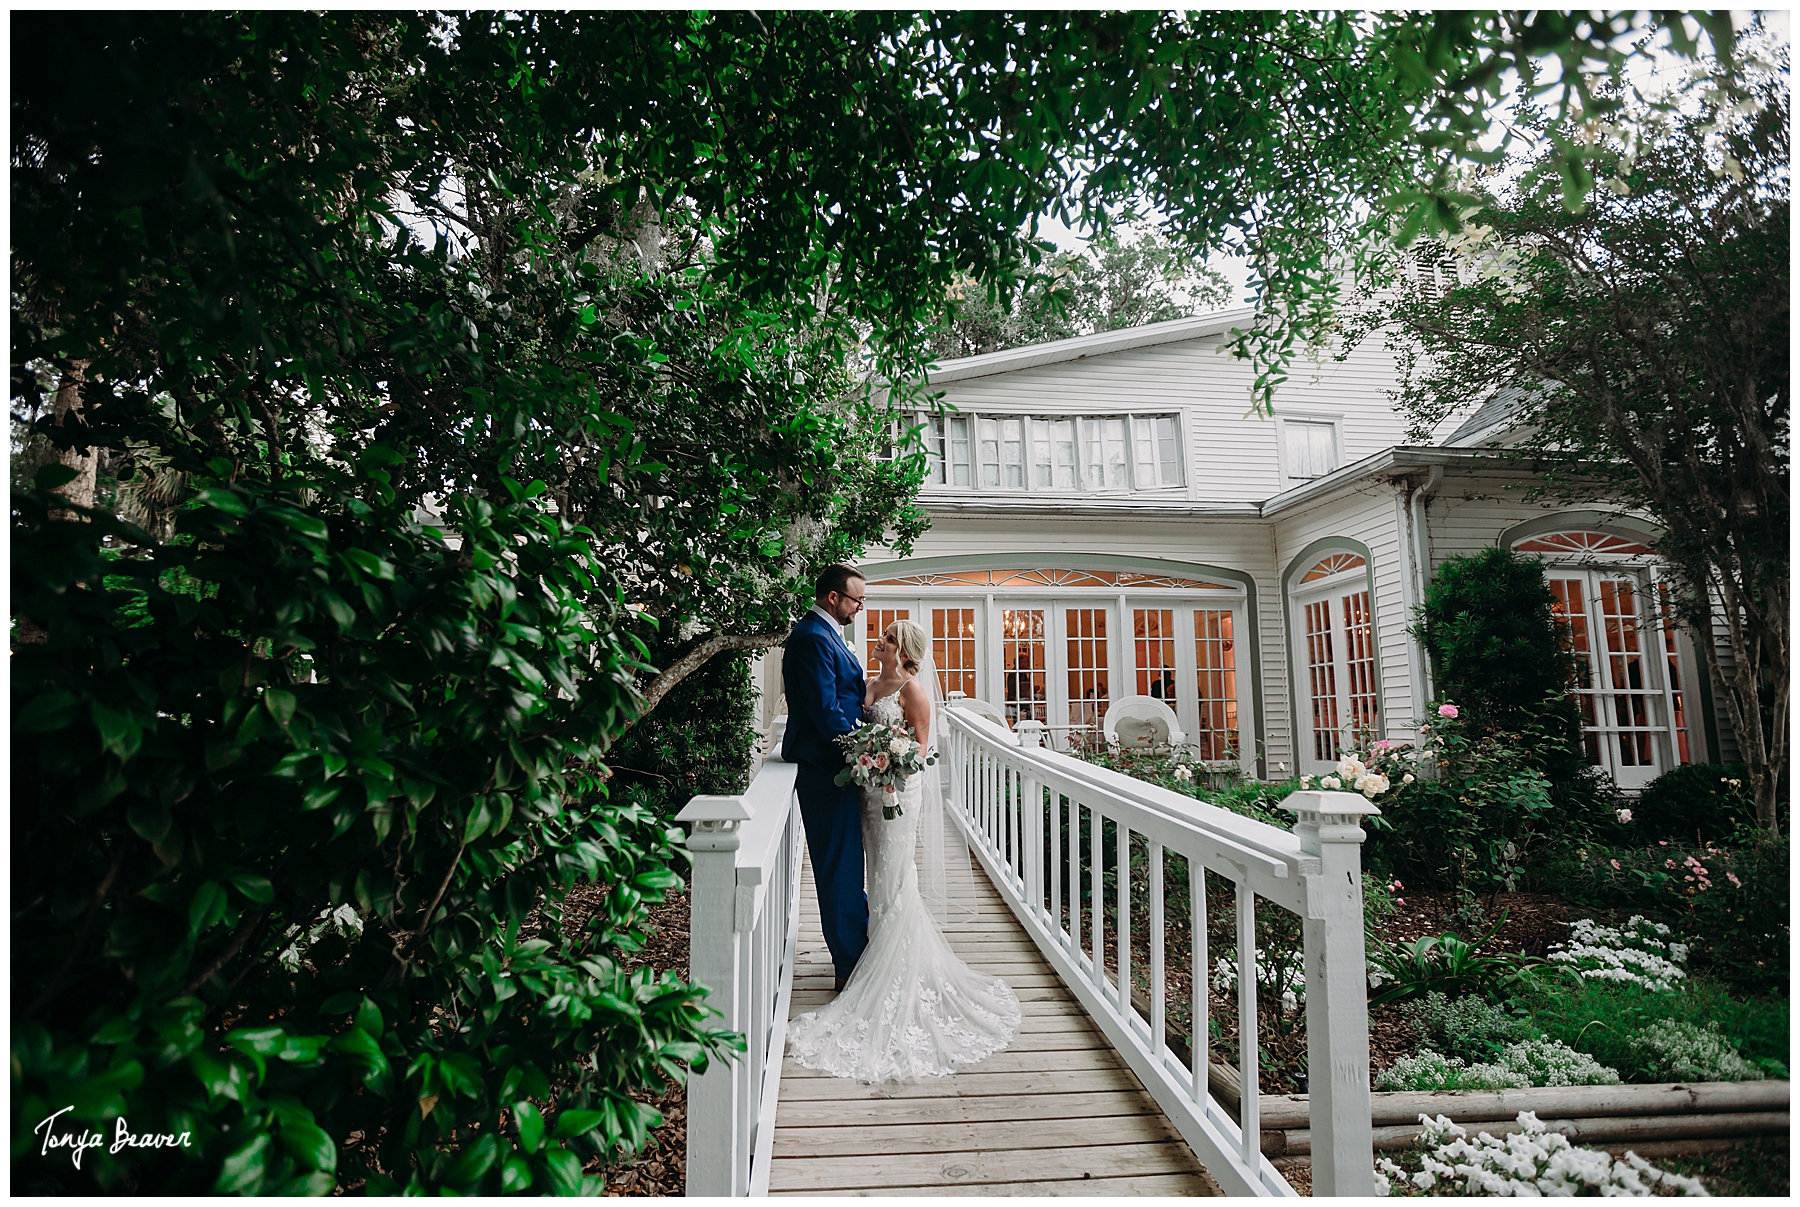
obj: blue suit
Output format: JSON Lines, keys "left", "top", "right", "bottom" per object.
{"left": 782, "top": 609, "right": 869, "bottom": 979}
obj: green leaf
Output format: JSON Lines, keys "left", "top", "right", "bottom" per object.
{"left": 317, "top": 590, "right": 356, "bottom": 631}
{"left": 542, "top": 1149, "right": 583, "bottom": 1196}
{"left": 263, "top": 688, "right": 297, "bottom": 726}
{"left": 280, "top": 1119, "right": 337, "bottom": 1173}
{"left": 17, "top": 689, "right": 79, "bottom": 732}
{"left": 445, "top": 1133, "right": 500, "bottom": 1187}
{"left": 33, "top": 463, "right": 79, "bottom": 491}
{"left": 301, "top": 781, "right": 342, "bottom": 811}
{"left": 91, "top": 701, "right": 143, "bottom": 760}
{"left": 514, "top": 1100, "right": 545, "bottom": 1154}
{"left": 188, "top": 881, "right": 227, "bottom": 937}
{"left": 354, "top": 996, "right": 384, "bottom": 1037}
{"left": 552, "top": 1108, "right": 607, "bottom": 1140}
{"left": 213, "top": 1132, "right": 271, "bottom": 1194}
{"left": 438, "top": 1051, "right": 483, "bottom": 1098}
{"left": 226, "top": 870, "right": 275, "bottom": 904}
{"left": 501, "top": 1154, "right": 535, "bottom": 1192}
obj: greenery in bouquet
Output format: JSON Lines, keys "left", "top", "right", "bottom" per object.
{"left": 833, "top": 720, "right": 935, "bottom": 820}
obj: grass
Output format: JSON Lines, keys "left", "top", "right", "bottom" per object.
{"left": 1522, "top": 973, "right": 1789, "bottom": 1081}
{"left": 1654, "top": 1138, "right": 1790, "bottom": 1198}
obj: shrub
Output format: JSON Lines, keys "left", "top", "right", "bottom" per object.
{"left": 1524, "top": 974, "right": 1789, "bottom": 1082}
{"left": 1549, "top": 916, "right": 1688, "bottom": 992}
{"left": 1535, "top": 828, "right": 1788, "bottom": 995}
{"left": 1377, "top": 1039, "right": 1617, "bottom": 1091}
{"left": 1629, "top": 1020, "right": 1766, "bottom": 1083}
{"left": 1400, "top": 991, "right": 1532, "bottom": 1062}
{"left": 12, "top": 475, "right": 735, "bottom": 1194}
{"left": 1368, "top": 920, "right": 1550, "bottom": 1007}
{"left": 1413, "top": 547, "right": 1586, "bottom": 782}
{"left": 1631, "top": 763, "right": 1757, "bottom": 843}
{"left": 1374, "top": 1111, "right": 1708, "bottom": 1196}
{"left": 1347, "top": 707, "right": 1577, "bottom": 894}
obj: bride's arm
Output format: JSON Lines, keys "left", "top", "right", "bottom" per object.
{"left": 899, "top": 678, "right": 930, "bottom": 749}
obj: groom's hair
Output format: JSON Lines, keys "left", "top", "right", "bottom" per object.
{"left": 814, "top": 564, "right": 864, "bottom": 600}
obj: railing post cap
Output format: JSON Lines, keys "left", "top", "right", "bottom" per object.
{"left": 1014, "top": 719, "right": 1046, "bottom": 747}
{"left": 1282, "top": 789, "right": 1382, "bottom": 818}
{"left": 947, "top": 690, "right": 967, "bottom": 703}
{"left": 675, "top": 794, "right": 753, "bottom": 824}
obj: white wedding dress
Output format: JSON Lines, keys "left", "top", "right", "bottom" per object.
{"left": 786, "top": 689, "right": 1021, "bottom": 1083}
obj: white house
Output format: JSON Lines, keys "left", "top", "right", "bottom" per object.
{"left": 841, "top": 310, "right": 1731, "bottom": 790}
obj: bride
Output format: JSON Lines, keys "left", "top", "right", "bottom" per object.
{"left": 787, "top": 619, "right": 1021, "bottom": 1083}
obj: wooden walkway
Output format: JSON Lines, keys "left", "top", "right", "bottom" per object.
{"left": 767, "top": 844, "right": 1220, "bottom": 1196}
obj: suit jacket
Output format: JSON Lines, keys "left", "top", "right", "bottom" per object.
{"left": 781, "top": 609, "right": 866, "bottom": 771}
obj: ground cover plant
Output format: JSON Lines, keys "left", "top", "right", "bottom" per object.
{"left": 1373, "top": 1111, "right": 1709, "bottom": 1197}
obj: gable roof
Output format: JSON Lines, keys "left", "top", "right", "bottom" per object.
{"left": 920, "top": 305, "right": 1258, "bottom": 385}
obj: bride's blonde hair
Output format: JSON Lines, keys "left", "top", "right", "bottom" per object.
{"left": 886, "top": 619, "right": 929, "bottom": 674}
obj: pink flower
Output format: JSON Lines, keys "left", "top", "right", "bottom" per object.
{"left": 1685, "top": 875, "right": 1695, "bottom": 882}
{"left": 1418, "top": 723, "right": 1431, "bottom": 734}
{"left": 1610, "top": 859, "right": 1622, "bottom": 870}
{"left": 1373, "top": 740, "right": 1392, "bottom": 753}
{"left": 858, "top": 753, "right": 873, "bottom": 767}
{"left": 1437, "top": 703, "right": 1459, "bottom": 718}
{"left": 1659, "top": 840, "right": 1670, "bottom": 846}
{"left": 1665, "top": 859, "right": 1676, "bottom": 868}
{"left": 874, "top": 752, "right": 889, "bottom": 770}
{"left": 1395, "top": 898, "right": 1405, "bottom": 906}
{"left": 1727, "top": 872, "right": 1742, "bottom": 888}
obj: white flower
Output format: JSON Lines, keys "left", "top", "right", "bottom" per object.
{"left": 889, "top": 737, "right": 910, "bottom": 755}
{"left": 1275, "top": 762, "right": 1289, "bottom": 774}
{"left": 1616, "top": 807, "right": 1634, "bottom": 824}
{"left": 1337, "top": 756, "right": 1365, "bottom": 779}
{"left": 1402, "top": 772, "right": 1415, "bottom": 784}
{"left": 1299, "top": 774, "right": 1314, "bottom": 787}
{"left": 1361, "top": 773, "right": 1390, "bottom": 797}
{"left": 1172, "top": 765, "right": 1193, "bottom": 781}
{"left": 1320, "top": 775, "right": 1342, "bottom": 790}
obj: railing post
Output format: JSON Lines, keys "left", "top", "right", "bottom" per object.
{"left": 1015, "top": 719, "right": 1046, "bottom": 748}
{"left": 676, "top": 793, "right": 752, "bottom": 1197}
{"left": 1284, "top": 790, "right": 1379, "bottom": 1198}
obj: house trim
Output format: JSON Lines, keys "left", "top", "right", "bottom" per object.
{"left": 1281, "top": 536, "right": 1385, "bottom": 768}
{"left": 917, "top": 307, "right": 1259, "bottom": 385}
{"left": 855, "top": 551, "right": 1267, "bottom": 778}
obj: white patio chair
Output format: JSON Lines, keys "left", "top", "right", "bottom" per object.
{"left": 1102, "top": 694, "right": 1186, "bottom": 748}
{"left": 945, "top": 691, "right": 1010, "bottom": 729}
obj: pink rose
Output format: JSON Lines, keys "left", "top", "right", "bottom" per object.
{"left": 1418, "top": 723, "right": 1430, "bottom": 734}
{"left": 874, "top": 752, "right": 889, "bottom": 770}
{"left": 1610, "top": 859, "right": 1621, "bottom": 869}
{"left": 1437, "top": 703, "right": 1459, "bottom": 719}
{"left": 858, "top": 754, "right": 872, "bottom": 768}
{"left": 1665, "top": 859, "right": 1676, "bottom": 868}
{"left": 1727, "top": 872, "right": 1742, "bottom": 888}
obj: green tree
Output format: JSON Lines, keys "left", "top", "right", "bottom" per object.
{"left": 929, "top": 225, "right": 1234, "bottom": 361}
{"left": 1382, "top": 49, "right": 1789, "bottom": 830}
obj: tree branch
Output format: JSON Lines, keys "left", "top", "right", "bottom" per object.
{"left": 616, "top": 631, "right": 787, "bottom": 739}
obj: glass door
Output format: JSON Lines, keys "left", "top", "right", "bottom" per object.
{"left": 1549, "top": 570, "right": 1682, "bottom": 790}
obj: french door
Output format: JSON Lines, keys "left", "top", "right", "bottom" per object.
{"left": 995, "top": 602, "right": 1113, "bottom": 743}
{"left": 1293, "top": 572, "right": 1379, "bottom": 776}
{"left": 1548, "top": 569, "right": 1690, "bottom": 790}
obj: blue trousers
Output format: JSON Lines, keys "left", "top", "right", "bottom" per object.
{"left": 795, "top": 765, "right": 868, "bottom": 980}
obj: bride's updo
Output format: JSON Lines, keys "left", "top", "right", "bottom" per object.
{"left": 887, "top": 619, "right": 929, "bottom": 674}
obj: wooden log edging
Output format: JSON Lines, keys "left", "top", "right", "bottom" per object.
{"left": 1259, "top": 1081, "right": 1790, "bottom": 1160}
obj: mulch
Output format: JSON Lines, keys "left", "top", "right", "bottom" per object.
{"left": 558, "top": 884, "right": 693, "bottom": 1197}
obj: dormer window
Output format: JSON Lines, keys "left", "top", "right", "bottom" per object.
{"left": 920, "top": 411, "right": 1184, "bottom": 494}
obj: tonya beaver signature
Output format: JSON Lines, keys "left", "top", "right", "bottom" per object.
{"left": 34, "top": 1105, "right": 193, "bottom": 1170}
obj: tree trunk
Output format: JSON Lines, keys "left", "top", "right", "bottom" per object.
{"left": 612, "top": 631, "right": 788, "bottom": 740}
{"left": 49, "top": 360, "right": 96, "bottom": 520}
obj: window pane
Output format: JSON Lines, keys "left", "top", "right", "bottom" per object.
{"left": 1342, "top": 591, "right": 1378, "bottom": 744}
{"left": 1030, "top": 418, "right": 1053, "bottom": 489}
{"left": 1133, "top": 609, "right": 1177, "bottom": 700}
{"left": 1082, "top": 418, "right": 1106, "bottom": 490}
{"left": 1106, "top": 419, "right": 1129, "bottom": 488}
{"left": 1156, "top": 416, "right": 1181, "bottom": 486}
{"left": 932, "top": 607, "right": 977, "bottom": 699}
{"left": 978, "top": 417, "right": 1001, "bottom": 488}
{"left": 1052, "top": 418, "right": 1078, "bottom": 489}
{"left": 1304, "top": 599, "right": 1339, "bottom": 762}
{"left": 1132, "top": 417, "right": 1156, "bottom": 488}
{"left": 1285, "top": 421, "right": 1338, "bottom": 480}
{"left": 1194, "top": 609, "right": 1239, "bottom": 762}
{"left": 1001, "top": 418, "right": 1026, "bottom": 488}
{"left": 948, "top": 416, "right": 972, "bottom": 487}
{"left": 1549, "top": 578, "right": 1604, "bottom": 764}
{"left": 864, "top": 608, "right": 909, "bottom": 679}
{"left": 1002, "top": 609, "right": 1047, "bottom": 725}
{"left": 921, "top": 413, "right": 945, "bottom": 484}
{"left": 1599, "top": 579, "right": 1655, "bottom": 767}
{"left": 1065, "top": 608, "right": 1109, "bottom": 733}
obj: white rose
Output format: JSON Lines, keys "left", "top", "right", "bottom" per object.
{"left": 1320, "top": 775, "right": 1342, "bottom": 790}
{"left": 1362, "top": 773, "right": 1390, "bottom": 797}
{"left": 889, "top": 737, "right": 910, "bottom": 755}
{"left": 1336, "top": 757, "right": 1363, "bottom": 778}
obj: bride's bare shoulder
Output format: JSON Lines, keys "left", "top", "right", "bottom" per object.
{"left": 898, "top": 676, "right": 929, "bottom": 708}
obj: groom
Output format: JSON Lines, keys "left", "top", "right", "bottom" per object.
{"left": 781, "top": 565, "right": 870, "bottom": 990}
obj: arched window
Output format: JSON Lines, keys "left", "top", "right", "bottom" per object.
{"left": 1287, "top": 549, "right": 1378, "bottom": 774}
{"left": 1513, "top": 530, "right": 1693, "bottom": 788}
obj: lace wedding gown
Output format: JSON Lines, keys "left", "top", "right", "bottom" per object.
{"left": 787, "top": 689, "right": 1021, "bottom": 1083}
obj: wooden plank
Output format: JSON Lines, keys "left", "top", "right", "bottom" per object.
{"left": 790, "top": 991, "right": 1084, "bottom": 1015}
{"left": 783, "top": 1047, "right": 1123, "bottom": 1081}
{"left": 776, "top": 1066, "right": 1146, "bottom": 1101}
{"left": 773, "top": 1112, "right": 1183, "bottom": 1159}
{"left": 780, "top": 1171, "right": 1220, "bottom": 1196}
{"left": 772, "top": 1089, "right": 1162, "bottom": 1129}
{"left": 766, "top": 1139, "right": 1206, "bottom": 1191}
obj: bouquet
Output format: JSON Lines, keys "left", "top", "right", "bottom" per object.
{"left": 834, "top": 718, "right": 936, "bottom": 819}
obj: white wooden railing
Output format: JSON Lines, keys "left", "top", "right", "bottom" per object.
{"left": 676, "top": 737, "right": 804, "bottom": 1197}
{"left": 942, "top": 700, "right": 1378, "bottom": 1197}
